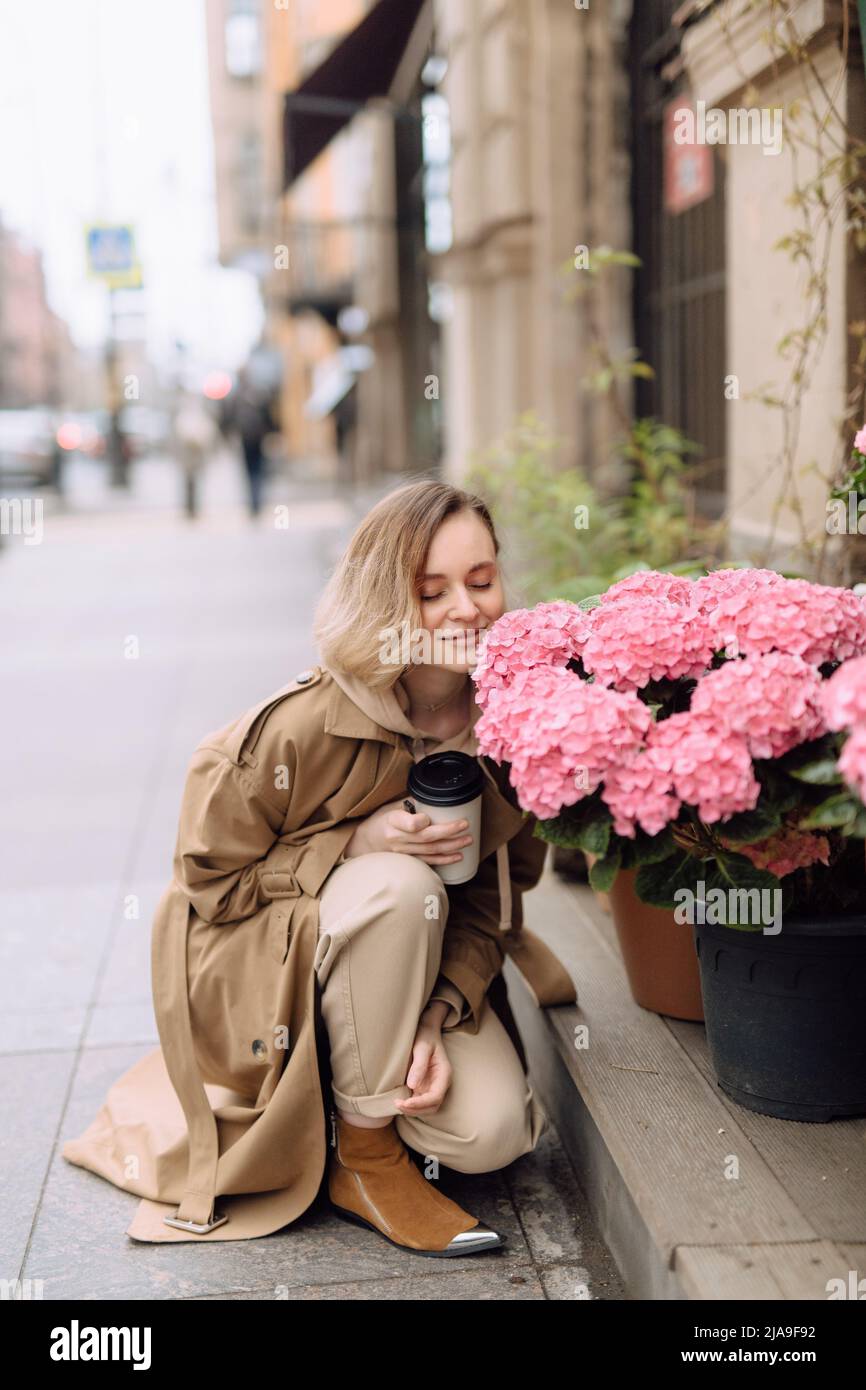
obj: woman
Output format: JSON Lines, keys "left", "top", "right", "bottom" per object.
{"left": 62, "top": 480, "right": 576, "bottom": 1258}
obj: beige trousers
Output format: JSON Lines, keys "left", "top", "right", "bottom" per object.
{"left": 314, "top": 851, "right": 548, "bottom": 1174}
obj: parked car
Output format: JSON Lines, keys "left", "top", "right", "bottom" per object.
{"left": 0, "top": 408, "right": 58, "bottom": 487}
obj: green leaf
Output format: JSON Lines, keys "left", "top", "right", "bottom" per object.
{"left": 798, "top": 793, "right": 860, "bottom": 829}
{"left": 787, "top": 758, "right": 844, "bottom": 785}
{"left": 634, "top": 851, "right": 696, "bottom": 908}
{"left": 754, "top": 762, "right": 804, "bottom": 814}
{"left": 630, "top": 825, "right": 677, "bottom": 865}
{"left": 581, "top": 818, "right": 612, "bottom": 857}
{"left": 717, "top": 806, "right": 782, "bottom": 843}
{"left": 589, "top": 847, "right": 622, "bottom": 893}
{"left": 532, "top": 819, "right": 573, "bottom": 848}
{"left": 532, "top": 794, "right": 612, "bottom": 850}
{"left": 713, "top": 852, "right": 781, "bottom": 896}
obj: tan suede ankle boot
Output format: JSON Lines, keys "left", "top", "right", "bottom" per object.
{"left": 327, "top": 1108, "right": 504, "bottom": 1257}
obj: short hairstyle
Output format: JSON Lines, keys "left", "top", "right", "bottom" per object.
{"left": 312, "top": 477, "right": 504, "bottom": 689}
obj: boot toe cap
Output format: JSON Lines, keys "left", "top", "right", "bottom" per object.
{"left": 445, "top": 1222, "right": 505, "bottom": 1254}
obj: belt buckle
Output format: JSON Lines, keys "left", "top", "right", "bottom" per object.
{"left": 164, "top": 1210, "right": 228, "bottom": 1235}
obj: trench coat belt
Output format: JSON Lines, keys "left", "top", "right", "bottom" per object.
{"left": 474, "top": 755, "right": 513, "bottom": 931}
{"left": 151, "top": 887, "right": 224, "bottom": 1233}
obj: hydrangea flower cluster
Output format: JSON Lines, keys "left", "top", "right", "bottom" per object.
{"left": 472, "top": 601, "right": 588, "bottom": 708}
{"left": 690, "top": 652, "right": 826, "bottom": 759}
{"left": 601, "top": 712, "right": 760, "bottom": 837}
{"left": 820, "top": 657, "right": 866, "bottom": 801}
{"left": 474, "top": 664, "right": 651, "bottom": 820}
{"left": 719, "top": 825, "right": 831, "bottom": 879}
{"left": 838, "top": 724, "right": 866, "bottom": 803}
{"left": 820, "top": 655, "right": 866, "bottom": 731}
{"left": 691, "top": 566, "right": 784, "bottom": 614}
{"left": 600, "top": 570, "right": 695, "bottom": 607}
{"left": 598, "top": 751, "right": 682, "bottom": 838}
{"left": 579, "top": 597, "right": 716, "bottom": 692}
{"left": 707, "top": 577, "right": 866, "bottom": 666}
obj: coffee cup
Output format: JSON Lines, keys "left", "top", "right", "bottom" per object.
{"left": 406, "top": 751, "right": 485, "bottom": 885}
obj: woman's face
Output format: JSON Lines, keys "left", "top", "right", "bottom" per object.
{"left": 415, "top": 509, "right": 504, "bottom": 672}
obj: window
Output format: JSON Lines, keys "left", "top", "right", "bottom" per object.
{"left": 628, "top": 2, "right": 727, "bottom": 518}
{"left": 225, "top": 0, "right": 262, "bottom": 79}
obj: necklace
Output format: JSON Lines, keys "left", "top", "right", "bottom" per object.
{"left": 417, "top": 680, "right": 468, "bottom": 714}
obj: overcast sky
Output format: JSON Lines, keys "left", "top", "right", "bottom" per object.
{"left": 0, "top": 0, "right": 261, "bottom": 377}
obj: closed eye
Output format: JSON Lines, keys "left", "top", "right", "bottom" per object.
{"left": 420, "top": 582, "right": 493, "bottom": 602}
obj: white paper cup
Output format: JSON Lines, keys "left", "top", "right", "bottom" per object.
{"left": 407, "top": 751, "right": 485, "bottom": 885}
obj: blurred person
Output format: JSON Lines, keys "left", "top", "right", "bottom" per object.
{"left": 333, "top": 379, "right": 358, "bottom": 490}
{"left": 50, "top": 428, "right": 65, "bottom": 498}
{"left": 221, "top": 369, "right": 278, "bottom": 517}
{"left": 107, "top": 407, "right": 134, "bottom": 487}
{"left": 172, "top": 389, "right": 218, "bottom": 519}
{"left": 60, "top": 479, "right": 575, "bottom": 1256}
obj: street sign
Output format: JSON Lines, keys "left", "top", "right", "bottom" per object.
{"left": 663, "top": 98, "right": 714, "bottom": 216}
{"left": 84, "top": 224, "right": 143, "bottom": 288}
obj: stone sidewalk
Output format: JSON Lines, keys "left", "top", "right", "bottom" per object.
{"left": 0, "top": 460, "right": 626, "bottom": 1300}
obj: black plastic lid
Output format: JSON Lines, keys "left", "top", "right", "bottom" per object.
{"left": 407, "top": 751, "right": 486, "bottom": 807}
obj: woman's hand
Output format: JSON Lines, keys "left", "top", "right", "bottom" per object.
{"left": 393, "top": 1012, "right": 452, "bottom": 1116}
{"left": 343, "top": 798, "right": 473, "bottom": 866}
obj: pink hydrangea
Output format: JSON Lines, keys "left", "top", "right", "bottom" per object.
{"left": 690, "top": 652, "right": 826, "bottom": 759}
{"left": 820, "top": 655, "right": 866, "bottom": 732}
{"left": 600, "top": 753, "right": 682, "bottom": 838}
{"left": 475, "top": 664, "right": 651, "bottom": 820}
{"left": 854, "top": 424, "right": 866, "bottom": 455}
{"left": 580, "top": 597, "right": 716, "bottom": 692}
{"left": 601, "top": 711, "right": 761, "bottom": 837}
{"left": 720, "top": 825, "right": 831, "bottom": 879}
{"left": 838, "top": 724, "right": 866, "bottom": 803}
{"left": 692, "top": 567, "right": 785, "bottom": 615}
{"left": 600, "top": 570, "right": 697, "bottom": 608}
{"left": 647, "top": 712, "right": 761, "bottom": 823}
{"left": 707, "top": 577, "right": 866, "bottom": 666}
{"left": 471, "top": 601, "right": 588, "bottom": 708}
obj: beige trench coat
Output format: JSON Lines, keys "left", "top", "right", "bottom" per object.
{"left": 62, "top": 665, "right": 576, "bottom": 1243}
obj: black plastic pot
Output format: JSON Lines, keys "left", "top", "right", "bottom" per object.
{"left": 694, "top": 912, "right": 866, "bottom": 1122}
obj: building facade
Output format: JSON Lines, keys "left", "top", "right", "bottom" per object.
{"left": 207, "top": 0, "right": 437, "bottom": 483}
{"left": 434, "top": 0, "right": 866, "bottom": 576}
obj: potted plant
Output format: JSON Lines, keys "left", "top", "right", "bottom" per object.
{"left": 471, "top": 569, "right": 866, "bottom": 1120}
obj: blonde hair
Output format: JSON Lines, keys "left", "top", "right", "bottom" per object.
{"left": 313, "top": 477, "right": 504, "bottom": 689}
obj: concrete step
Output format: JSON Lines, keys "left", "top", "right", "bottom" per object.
{"left": 512, "top": 860, "right": 866, "bottom": 1300}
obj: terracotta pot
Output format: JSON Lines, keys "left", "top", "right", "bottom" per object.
{"left": 607, "top": 865, "right": 705, "bottom": 1021}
